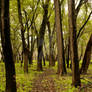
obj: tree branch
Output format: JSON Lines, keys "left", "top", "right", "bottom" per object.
{"left": 77, "top": 11, "right": 92, "bottom": 39}
{"left": 75, "top": 0, "right": 88, "bottom": 16}
{"left": 28, "top": 0, "right": 40, "bottom": 30}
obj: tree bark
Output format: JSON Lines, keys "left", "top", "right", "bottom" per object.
{"left": 54, "top": 0, "right": 67, "bottom": 75}
{"left": 0, "top": 0, "right": 17, "bottom": 91}
{"left": 17, "top": 0, "right": 28, "bottom": 73}
{"left": 80, "top": 34, "right": 92, "bottom": 74}
{"left": 37, "top": 0, "right": 49, "bottom": 71}
{"left": 29, "top": 36, "right": 35, "bottom": 64}
{"left": 68, "top": 0, "right": 81, "bottom": 87}
{"left": 66, "top": 38, "right": 70, "bottom": 68}
{"left": 0, "top": 0, "right": 1, "bottom": 33}
{"left": 47, "top": 20, "right": 55, "bottom": 66}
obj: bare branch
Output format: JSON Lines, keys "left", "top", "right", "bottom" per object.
{"left": 28, "top": 0, "right": 40, "bottom": 30}
{"left": 77, "top": 11, "right": 92, "bottom": 39}
{"left": 75, "top": 0, "right": 88, "bottom": 16}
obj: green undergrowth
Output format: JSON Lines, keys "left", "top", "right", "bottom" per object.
{"left": 0, "top": 60, "right": 49, "bottom": 92}
{"left": 51, "top": 66, "right": 78, "bottom": 92}
{"left": 0, "top": 60, "right": 92, "bottom": 92}
{"left": 50, "top": 61, "right": 92, "bottom": 92}
{"left": 0, "top": 63, "right": 5, "bottom": 92}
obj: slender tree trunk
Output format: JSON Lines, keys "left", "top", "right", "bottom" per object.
{"left": 79, "top": 44, "right": 83, "bottom": 61}
{"left": 37, "top": 1, "right": 49, "bottom": 71}
{"left": 17, "top": 0, "right": 28, "bottom": 73}
{"left": 0, "top": 0, "right": 2, "bottom": 31}
{"left": 68, "top": 0, "right": 81, "bottom": 87}
{"left": 24, "top": 50, "right": 28, "bottom": 73}
{"left": 80, "top": 34, "right": 92, "bottom": 74}
{"left": 42, "top": 51, "right": 46, "bottom": 66}
{"left": 21, "top": 51, "right": 23, "bottom": 67}
{"left": 0, "top": 0, "right": 17, "bottom": 91}
{"left": 54, "top": 0, "right": 67, "bottom": 75}
{"left": 43, "top": 41, "right": 49, "bottom": 61}
{"left": 47, "top": 20, "right": 55, "bottom": 66}
{"left": 27, "top": 19, "right": 30, "bottom": 65}
{"left": 29, "top": 36, "right": 35, "bottom": 64}
{"left": 66, "top": 38, "right": 70, "bottom": 68}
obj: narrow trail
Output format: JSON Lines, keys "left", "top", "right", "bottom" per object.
{"left": 31, "top": 68, "right": 56, "bottom": 92}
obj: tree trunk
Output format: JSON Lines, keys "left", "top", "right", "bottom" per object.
{"left": 21, "top": 51, "right": 23, "bottom": 67}
{"left": 0, "top": 0, "right": 17, "bottom": 91}
{"left": 66, "top": 38, "right": 70, "bottom": 68}
{"left": 47, "top": 20, "right": 55, "bottom": 66}
{"left": 80, "top": 34, "right": 92, "bottom": 74}
{"left": 54, "top": 0, "right": 67, "bottom": 75}
{"left": 37, "top": 1, "right": 49, "bottom": 71}
{"left": 17, "top": 0, "right": 28, "bottom": 73}
{"left": 29, "top": 36, "right": 35, "bottom": 64}
{"left": 42, "top": 52, "right": 46, "bottom": 66}
{"left": 68, "top": 0, "right": 81, "bottom": 87}
{"left": 24, "top": 50, "right": 28, "bottom": 73}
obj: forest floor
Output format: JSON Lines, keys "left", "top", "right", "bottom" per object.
{"left": 31, "top": 66, "right": 92, "bottom": 92}
{"left": 0, "top": 61, "right": 92, "bottom": 92}
{"left": 31, "top": 68, "right": 56, "bottom": 92}
{"left": 31, "top": 61, "right": 92, "bottom": 92}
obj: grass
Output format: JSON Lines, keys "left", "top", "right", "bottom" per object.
{"left": 50, "top": 61, "right": 92, "bottom": 92}
{"left": 0, "top": 60, "right": 49, "bottom": 92}
{"left": 16, "top": 60, "right": 49, "bottom": 92}
{"left": 0, "top": 63, "right": 5, "bottom": 92}
{"left": 0, "top": 60, "right": 92, "bottom": 92}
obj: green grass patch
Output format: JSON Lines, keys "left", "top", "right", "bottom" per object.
{"left": 0, "top": 60, "right": 92, "bottom": 92}
{"left": 0, "top": 60, "right": 49, "bottom": 92}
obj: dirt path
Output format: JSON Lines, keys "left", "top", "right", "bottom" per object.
{"left": 31, "top": 68, "right": 56, "bottom": 92}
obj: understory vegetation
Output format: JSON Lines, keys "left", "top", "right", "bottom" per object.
{"left": 0, "top": 60, "right": 92, "bottom": 92}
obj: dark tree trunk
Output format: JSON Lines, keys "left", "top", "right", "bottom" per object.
{"left": 0, "top": 0, "right": 1, "bottom": 34}
{"left": 43, "top": 41, "right": 49, "bottom": 61}
{"left": 47, "top": 20, "right": 55, "bottom": 66}
{"left": 24, "top": 50, "right": 28, "bottom": 73}
{"left": 79, "top": 44, "right": 83, "bottom": 61}
{"left": 68, "top": 0, "right": 81, "bottom": 87}
{"left": 37, "top": 1, "right": 49, "bottom": 71}
{"left": 54, "top": 0, "right": 67, "bottom": 75}
{"left": 0, "top": 0, "right": 17, "bottom": 91}
{"left": 27, "top": 18, "right": 30, "bottom": 65}
{"left": 21, "top": 51, "right": 23, "bottom": 67}
{"left": 29, "top": 36, "right": 35, "bottom": 64}
{"left": 17, "top": 0, "right": 28, "bottom": 73}
{"left": 66, "top": 38, "right": 70, "bottom": 68}
{"left": 80, "top": 34, "right": 92, "bottom": 74}
{"left": 42, "top": 52, "right": 46, "bottom": 66}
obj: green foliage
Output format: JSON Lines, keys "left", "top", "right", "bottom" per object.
{"left": 0, "top": 63, "right": 5, "bottom": 92}
{"left": 0, "top": 61, "right": 42, "bottom": 92}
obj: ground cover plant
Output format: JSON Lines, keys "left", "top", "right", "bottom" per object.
{"left": 0, "top": 60, "right": 92, "bottom": 92}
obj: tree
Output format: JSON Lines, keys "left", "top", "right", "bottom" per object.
{"left": 17, "top": 0, "right": 29, "bottom": 73}
{"left": 0, "top": 0, "right": 1, "bottom": 33}
{"left": 68, "top": 0, "right": 81, "bottom": 87}
{"left": 47, "top": 20, "right": 55, "bottom": 66}
{"left": 37, "top": 0, "right": 49, "bottom": 71}
{"left": 0, "top": 0, "right": 17, "bottom": 91}
{"left": 66, "top": 38, "right": 70, "bottom": 68}
{"left": 80, "top": 34, "right": 92, "bottom": 74}
{"left": 54, "top": 0, "right": 67, "bottom": 75}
